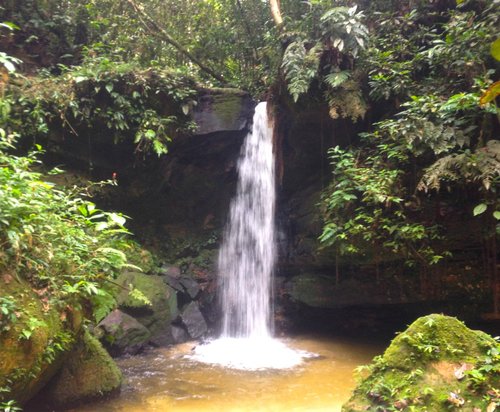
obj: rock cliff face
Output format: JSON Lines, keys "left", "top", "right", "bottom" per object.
{"left": 41, "top": 88, "right": 255, "bottom": 237}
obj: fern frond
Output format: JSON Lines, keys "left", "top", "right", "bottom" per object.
{"left": 324, "top": 70, "right": 351, "bottom": 89}
{"left": 282, "top": 40, "right": 321, "bottom": 102}
{"left": 418, "top": 140, "right": 500, "bottom": 192}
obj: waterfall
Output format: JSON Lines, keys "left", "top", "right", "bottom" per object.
{"left": 219, "top": 101, "right": 275, "bottom": 339}
{"left": 191, "top": 102, "right": 308, "bottom": 370}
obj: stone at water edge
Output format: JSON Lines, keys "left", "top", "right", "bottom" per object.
{"left": 0, "top": 276, "right": 83, "bottom": 406}
{"left": 180, "top": 301, "right": 208, "bottom": 339}
{"left": 43, "top": 330, "right": 122, "bottom": 408}
{"left": 342, "top": 314, "right": 500, "bottom": 412}
{"left": 115, "top": 271, "right": 178, "bottom": 343}
{"left": 172, "top": 325, "right": 190, "bottom": 344}
{"left": 96, "top": 309, "right": 151, "bottom": 356}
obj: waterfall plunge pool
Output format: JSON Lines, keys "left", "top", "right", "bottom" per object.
{"left": 67, "top": 335, "right": 383, "bottom": 412}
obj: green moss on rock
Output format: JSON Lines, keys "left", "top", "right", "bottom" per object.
{"left": 0, "top": 276, "right": 79, "bottom": 405}
{"left": 115, "top": 271, "right": 176, "bottom": 339}
{"left": 45, "top": 329, "right": 122, "bottom": 407}
{"left": 343, "top": 314, "right": 500, "bottom": 412}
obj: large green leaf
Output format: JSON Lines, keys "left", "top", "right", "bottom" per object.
{"left": 473, "top": 203, "right": 487, "bottom": 216}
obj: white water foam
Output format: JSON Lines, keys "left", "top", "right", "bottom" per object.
{"left": 190, "top": 102, "right": 313, "bottom": 370}
{"left": 191, "top": 337, "right": 309, "bottom": 371}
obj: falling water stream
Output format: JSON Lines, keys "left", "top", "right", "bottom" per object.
{"left": 62, "top": 103, "right": 385, "bottom": 412}
{"left": 191, "top": 101, "right": 308, "bottom": 370}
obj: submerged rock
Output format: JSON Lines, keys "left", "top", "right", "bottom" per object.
{"left": 343, "top": 314, "right": 500, "bottom": 411}
{"left": 180, "top": 302, "right": 208, "bottom": 339}
{"left": 43, "top": 330, "right": 122, "bottom": 408}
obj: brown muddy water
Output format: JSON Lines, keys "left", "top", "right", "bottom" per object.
{"left": 68, "top": 335, "right": 384, "bottom": 412}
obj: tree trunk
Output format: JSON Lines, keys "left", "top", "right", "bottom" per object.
{"left": 123, "top": 0, "right": 226, "bottom": 84}
{"left": 269, "top": 0, "right": 283, "bottom": 28}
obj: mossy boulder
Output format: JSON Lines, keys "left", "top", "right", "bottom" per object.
{"left": 96, "top": 309, "right": 151, "bottom": 355}
{"left": 0, "top": 276, "right": 81, "bottom": 405}
{"left": 343, "top": 314, "right": 500, "bottom": 411}
{"left": 115, "top": 271, "right": 177, "bottom": 342}
{"left": 43, "top": 329, "right": 122, "bottom": 407}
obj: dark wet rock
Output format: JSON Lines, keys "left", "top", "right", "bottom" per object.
{"left": 148, "top": 327, "right": 175, "bottom": 347}
{"left": 180, "top": 302, "right": 208, "bottom": 339}
{"left": 162, "top": 274, "right": 184, "bottom": 292}
{"left": 96, "top": 309, "right": 151, "bottom": 356}
{"left": 179, "top": 276, "right": 201, "bottom": 299}
{"left": 171, "top": 325, "right": 190, "bottom": 344}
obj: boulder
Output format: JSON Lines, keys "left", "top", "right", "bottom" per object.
{"left": 96, "top": 309, "right": 151, "bottom": 355}
{"left": 116, "top": 271, "right": 178, "bottom": 340}
{"left": 171, "top": 325, "right": 190, "bottom": 344}
{"left": 343, "top": 314, "right": 500, "bottom": 411}
{"left": 179, "top": 276, "right": 201, "bottom": 299}
{"left": 0, "top": 276, "right": 81, "bottom": 405}
{"left": 179, "top": 302, "right": 208, "bottom": 339}
{"left": 44, "top": 330, "right": 122, "bottom": 408}
{"left": 162, "top": 274, "right": 184, "bottom": 292}
{"left": 148, "top": 327, "right": 175, "bottom": 347}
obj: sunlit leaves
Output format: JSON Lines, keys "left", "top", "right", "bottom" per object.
{"left": 479, "top": 81, "right": 500, "bottom": 106}
{"left": 473, "top": 203, "right": 487, "bottom": 216}
{"left": 320, "top": 6, "right": 368, "bottom": 57}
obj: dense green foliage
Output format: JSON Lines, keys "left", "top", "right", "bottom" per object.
{"left": 8, "top": 61, "right": 197, "bottom": 156}
{"left": 0, "top": 133, "right": 133, "bottom": 321}
{"left": 319, "top": 0, "right": 499, "bottom": 271}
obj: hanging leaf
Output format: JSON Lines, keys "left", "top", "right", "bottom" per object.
{"left": 473, "top": 203, "right": 487, "bottom": 216}
{"left": 493, "top": 211, "right": 500, "bottom": 220}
